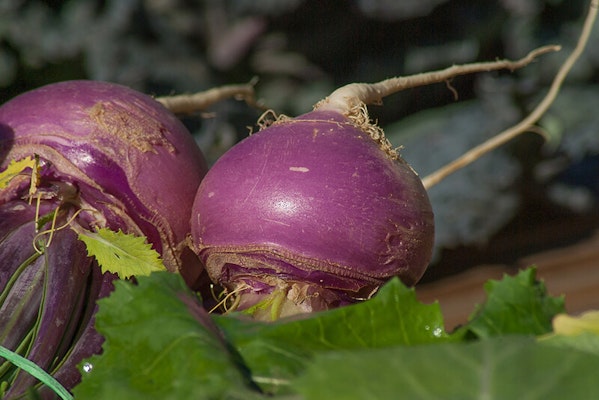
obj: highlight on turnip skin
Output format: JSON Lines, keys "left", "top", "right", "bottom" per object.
{"left": 0, "top": 80, "right": 208, "bottom": 397}
{"left": 190, "top": 45, "right": 562, "bottom": 321}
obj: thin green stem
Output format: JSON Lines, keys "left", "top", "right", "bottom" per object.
{"left": 0, "top": 252, "right": 41, "bottom": 305}
{"left": 241, "top": 288, "right": 288, "bottom": 321}
{"left": 0, "top": 345, "right": 73, "bottom": 400}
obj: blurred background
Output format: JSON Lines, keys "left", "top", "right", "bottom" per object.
{"left": 2, "top": 0, "right": 598, "bottom": 325}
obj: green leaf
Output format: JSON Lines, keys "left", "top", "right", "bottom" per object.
{"left": 214, "top": 278, "right": 453, "bottom": 394}
{"left": 70, "top": 268, "right": 599, "bottom": 399}
{"left": 542, "top": 331, "right": 599, "bottom": 357}
{"left": 458, "top": 267, "right": 565, "bottom": 338}
{"left": 77, "top": 228, "right": 166, "bottom": 278}
{"left": 540, "top": 311, "right": 599, "bottom": 356}
{"left": 0, "top": 156, "right": 36, "bottom": 189}
{"left": 73, "top": 272, "right": 263, "bottom": 400}
{"left": 292, "top": 336, "right": 599, "bottom": 400}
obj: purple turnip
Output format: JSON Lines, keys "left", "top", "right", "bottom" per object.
{"left": 0, "top": 80, "right": 207, "bottom": 397}
{"left": 192, "top": 108, "right": 434, "bottom": 320}
{"left": 190, "top": 46, "right": 561, "bottom": 321}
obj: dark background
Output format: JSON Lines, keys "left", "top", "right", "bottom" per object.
{"left": 1, "top": 0, "right": 598, "bottom": 284}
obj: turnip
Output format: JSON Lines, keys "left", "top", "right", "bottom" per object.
{"left": 0, "top": 80, "right": 208, "bottom": 397}
{"left": 190, "top": 103, "right": 434, "bottom": 321}
{"left": 190, "top": 46, "right": 564, "bottom": 321}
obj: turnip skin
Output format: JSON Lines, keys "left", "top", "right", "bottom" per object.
{"left": 0, "top": 80, "right": 208, "bottom": 278}
{"left": 192, "top": 110, "right": 434, "bottom": 317}
{"left": 0, "top": 80, "right": 208, "bottom": 397}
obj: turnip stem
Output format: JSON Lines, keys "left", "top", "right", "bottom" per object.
{"left": 0, "top": 345, "right": 73, "bottom": 400}
{"left": 156, "top": 78, "right": 263, "bottom": 114}
{"left": 315, "top": 45, "right": 561, "bottom": 114}
{"left": 422, "top": 0, "right": 598, "bottom": 189}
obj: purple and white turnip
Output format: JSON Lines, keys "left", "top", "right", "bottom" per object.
{"left": 0, "top": 80, "right": 207, "bottom": 397}
{"left": 190, "top": 45, "right": 561, "bottom": 321}
{"left": 191, "top": 90, "right": 435, "bottom": 320}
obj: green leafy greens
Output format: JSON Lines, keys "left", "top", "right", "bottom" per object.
{"left": 72, "top": 272, "right": 260, "bottom": 400}
{"left": 78, "top": 228, "right": 165, "bottom": 278}
{"left": 74, "top": 268, "right": 599, "bottom": 399}
{"left": 458, "top": 267, "right": 565, "bottom": 338}
{"left": 293, "top": 336, "right": 599, "bottom": 400}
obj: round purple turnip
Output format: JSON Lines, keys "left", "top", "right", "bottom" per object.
{"left": 191, "top": 85, "right": 435, "bottom": 320}
{"left": 189, "top": 48, "right": 562, "bottom": 316}
{"left": 0, "top": 80, "right": 207, "bottom": 397}
{"left": 191, "top": 44, "right": 560, "bottom": 321}
{"left": 0, "top": 80, "right": 208, "bottom": 280}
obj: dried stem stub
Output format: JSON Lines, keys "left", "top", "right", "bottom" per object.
{"left": 156, "top": 79, "right": 264, "bottom": 115}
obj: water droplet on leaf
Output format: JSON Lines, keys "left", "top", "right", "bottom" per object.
{"left": 82, "top": 362, "right": 93, "bottom": 373}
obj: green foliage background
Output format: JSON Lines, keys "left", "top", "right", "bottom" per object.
{"left": 1, "top": 0, "right": 598, "bottom": 280}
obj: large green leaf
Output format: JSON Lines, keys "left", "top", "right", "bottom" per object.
{"left": 292, "top": 336, "right": 599, "bottom": 400}
{"left": 71, "top": 268, "right": 588, "bottom": 399}
{"left": 542, "top": 332, "right": 599, "bottom": 356}
{"left": 73, "top": 272, "right": 262, "bottom": 400}
{"left": 214, "top": 278, "right": 453, "bottom": 394}
{"left": 459, "top": 267, "right": 565, "bottom": 338}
